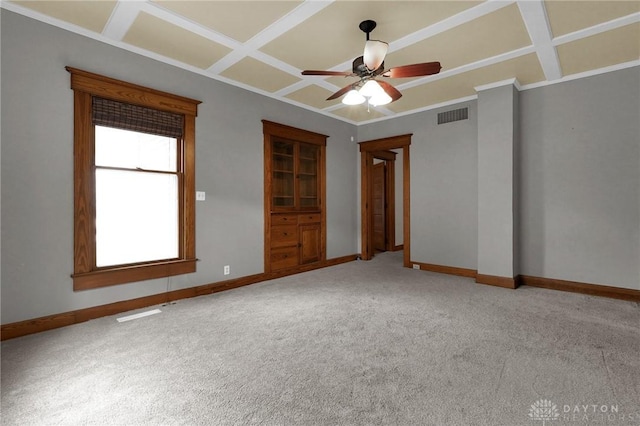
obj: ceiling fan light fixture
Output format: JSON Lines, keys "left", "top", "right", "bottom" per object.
{"left": 369, "top": 91, "right": 392, "bottom": 106}
{"left": 342, "top": 89, "right": 366, "bottom": 105}
{"left": 359, "top": 79, "right": 384, "bottom": 98}
{"left": 363, "top": 40, "right": 388, "bottom": 71}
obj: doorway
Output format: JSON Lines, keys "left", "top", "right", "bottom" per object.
{"left": 372, "top": 150, "right": 399, "bottom": 253}
{"left": 359, "top": 134, "right": 411, "bottom": 267}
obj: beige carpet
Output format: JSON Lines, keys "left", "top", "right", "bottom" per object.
{"left": 2, "top": 251, "right": 639, "bottom": 425}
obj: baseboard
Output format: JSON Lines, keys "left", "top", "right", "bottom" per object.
{"left": 476, "top": 274, "right": 518, "bottom": 289}
{"left": 411, "top": 261, "right": 477, "bottom": 278}
{"left": 519, "top": 275, "right": 640, "bottom": 302}
{"left": 1, "top": 254, "right": 358, "bottom": 341}
{"left": 393, "top": 244, "right": 404, "bottom": 252}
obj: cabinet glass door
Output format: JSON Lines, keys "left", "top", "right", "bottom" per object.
{"left": 272, "top": 140, "right": 294, "bottom": 207}
{"left": 298, "top": 143, "right": 319, "bottom": 208}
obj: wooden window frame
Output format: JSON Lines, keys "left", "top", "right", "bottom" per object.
{"left": 67, "top": 67, "right": 201, "bottom": 291}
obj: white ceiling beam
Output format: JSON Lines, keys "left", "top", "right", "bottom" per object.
{"left": 141, "top": 2, "right": 242, "bottom": 50}
{"left": 517, "top": 0, "right": 562, "bottom": 81}
{"left": 208, "top": 0, "right": 334, "bottom": 74}
{"left": 553, "top": 12, "right": 640, "bottom": 46}
{"left": 388, "top": 0, "right": 515, "bottom": 53}
{"left": 102, "top": 0, "right": 144, "bottom": 41}
{"left": 396, "top": 45, "right": 536, "bottom": 91}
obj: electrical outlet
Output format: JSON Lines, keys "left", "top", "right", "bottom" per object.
{"left": 412, "top": 264, "right": 420, "bottom": 270}
{"left": 223, "top": 265, "right": 230, "bottom": 275}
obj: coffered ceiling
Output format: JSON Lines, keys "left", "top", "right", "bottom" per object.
{"left": 3, "top": 1, "right": 639, "bottom": 124}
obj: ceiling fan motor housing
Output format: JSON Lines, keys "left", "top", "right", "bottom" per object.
{"left": 352, "top": 56, "right": 385, "bottom": 77}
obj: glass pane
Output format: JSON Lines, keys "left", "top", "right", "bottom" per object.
{"left": 272, "top": 170, "right": 294, "bottom": 207}
{"left": 95, "top": 169, "right": 178, "bottom": 267}
{"left": 300, "top": 197, "right": 318, "bottom": 208}
{"left": 299, "top": 158, "right": 317, "bottom": 175}
{"left": 95, "top": 126, "right": 177, "bottom": 172}
{"left": 299, "top": 143, "right": 318, "bottom": 160}
{"left": 273, "top": 140, "right": 293, "bottom": 156}
{"left": 273, "top": 154, "right": 294, "bottom": 172}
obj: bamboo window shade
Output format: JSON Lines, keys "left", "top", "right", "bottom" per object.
{"left": 92, "top": 97, "right": 184, "bottom": 138}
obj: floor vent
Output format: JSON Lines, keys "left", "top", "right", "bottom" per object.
{"left": 437, "top": 107, "right": 468, "bottom": 125}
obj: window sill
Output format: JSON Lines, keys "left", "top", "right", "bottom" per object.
{"left": 73, "top": 259, "right": 197, "bottom": 291}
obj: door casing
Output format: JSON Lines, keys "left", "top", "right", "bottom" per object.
{"left": 359, "top": 134, "right": 411, "bottom": 266}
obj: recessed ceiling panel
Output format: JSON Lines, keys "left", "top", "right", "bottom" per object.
{"left": 12, "top": 0, "right": 116, "bottom": 33}
{"left": 545, "top": 0, "right": 640, "bottom": 37}
{"left": 261, "top": 1, "right": 481, "bottom": 72}
{"left": 387, "top": 53, "right": 545, "bottom": 113}
{"left": 557, "top": 23, "right": 640, "bottom": 77}
{"left": 220, "top": 57, "right": 301, "bottom": 93}
{"left": 123, "top": 12, "right": 232, "bottom": 69}
{"left": 154, "top": 1, "right": 303, "bottom": 43}
{"left": 385, "top": 3, "right": 531, "bottom": 73}
{"left": 285, "top": 85, "right": 342, "bottom": 110}
{"left": 330, "top": 106, "right": 387, "bottom": 123}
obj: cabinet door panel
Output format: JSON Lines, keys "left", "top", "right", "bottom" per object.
{"left": 299, "top": 224, "right": 321, "bottom": 264}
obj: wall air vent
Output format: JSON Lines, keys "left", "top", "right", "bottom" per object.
{"left": 437, "top": 107, "right": 468, "bottom": 125}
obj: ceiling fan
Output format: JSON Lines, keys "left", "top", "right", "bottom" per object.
{"left": 301, "top": 20, "right": 442, "bottom": 107}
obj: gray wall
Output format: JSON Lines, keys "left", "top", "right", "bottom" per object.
{"left": 2, "top": 10, "right": 639, "bottom": 326}
{"left": 358, "top": 66, "right": 639, "bottom": 292}
{"left": 477, "top": 84, "right": 517, "bottom": 278}
{"left": 1, "top": 11, "right": 358, "bottom": 324}
{"left": 358, "top": 103, "right": 479, "bottom": 270}
{"left": 519, "top": 67, "right": 640, "bottom": 290}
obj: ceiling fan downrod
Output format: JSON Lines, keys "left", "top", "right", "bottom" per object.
{"left": 359, "top": 20, "right": 377, "bottom": 41}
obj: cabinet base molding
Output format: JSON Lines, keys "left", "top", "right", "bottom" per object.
{"left": 1, "top": 254, "right": 358, "bottom": 341}
{"left": 519, "top": 275, "right": 640, "bottom": 302}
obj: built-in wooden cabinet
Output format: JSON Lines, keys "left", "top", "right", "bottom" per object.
{"left": 263, "top": 121, "right": 326, "bottom": 272}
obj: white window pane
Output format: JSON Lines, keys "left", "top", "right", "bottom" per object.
{"left": 95, "top": 126, "right": 177, "bottom": 172}
{"left": 96, "top": 169, "right": 179, "bottom": 267}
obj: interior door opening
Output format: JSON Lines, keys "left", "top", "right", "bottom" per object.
{"left": 359, "top": 134, "right": 411, "bottom": 267}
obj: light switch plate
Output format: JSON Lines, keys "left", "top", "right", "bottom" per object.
{"left": 196, "top": 191, "right": 205, "bottom": 201}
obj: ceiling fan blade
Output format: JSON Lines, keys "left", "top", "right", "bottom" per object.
{"left": 302, "top": 70, "right": 354, "bottom": 76}
{"left": 326, "top": 83, "right": 355, "bottom": 101}
{"left": 377, "top": 80, "right": 402, "bottom": 102}
{"left": 383, "top": 62, "right": 442, "bottom": 78}
{"left": 363, "top": 40, "right": 388, "bottom": 71}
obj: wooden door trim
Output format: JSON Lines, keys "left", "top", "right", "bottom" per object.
{"left": 359, "top": 134, "right": 412, "bottom": 266}
{"left": 372, "top": 162, "right": 386, "bottom": 252}
{"left": 372, "top": 151, "right": 397, "bottom": 252}
{"left": 385, "top": 158, "right": 395, "bottom": 251}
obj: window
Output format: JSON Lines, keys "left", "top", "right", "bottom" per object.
{"left": 67, "top": 67, "right": 200, "bottom": 290}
